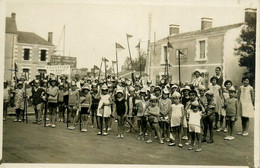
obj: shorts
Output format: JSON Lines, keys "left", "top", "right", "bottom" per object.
{"left": 189, "top": 124, "right": 202, "bottom": 133}
{"left": 226, "top": 116, "right": 236, "bottom": 122}
{"left": 81, "top": 107, "right": 90, "bottom": 115}
{"left": 48, "top": 102, "right": 57, "bottom": 108}
{"left": 170, "top": 125, "right": 180, "bottom": 132}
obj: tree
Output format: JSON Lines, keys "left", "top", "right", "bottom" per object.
{"left": 122, "top": 53, "right": 146, "bottom": 72}
{"left": 234, "top": 12, "right": 256, "bottom": 86}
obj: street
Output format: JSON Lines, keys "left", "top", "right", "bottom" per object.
{"left": 2, "top": 113, "right": 254, "bottom": 167}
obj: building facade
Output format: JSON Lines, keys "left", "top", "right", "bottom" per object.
{"left": 5, "top": 13, "right": 55, "bottom": 84}
{"left": 147, "top": 8, "right": 256, "bottom": 88}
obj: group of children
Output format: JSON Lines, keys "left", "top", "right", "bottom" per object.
{"left": 4, "top": 68, "right": 255, "bottom": 152}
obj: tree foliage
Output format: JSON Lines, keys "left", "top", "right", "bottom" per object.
{"left": 234, "top": 13, "right": 256, "bottom": 85}
{"left": 122, "top": 53, "right": 146, "bottom": 71}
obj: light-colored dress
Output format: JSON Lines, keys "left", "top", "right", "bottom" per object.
{"left": 192, "top": 76, "right": 204, "bottom": 93}
{"left": 209, "top": 84, "right": 222, "bottom": 115}
{"left": 170, "top": 103, "right": 183, "bottom": 127}
{"left": 239, "top": 85, "right": 254, "bottom": 118}
{"left": 15, "top": 89, "right": 24, "bottom": 109}
{"left": 97, "top": 94, "right": 112, "bottom": 118}
{"left": 189, "top": 110, "right": 202, "bottom": 133}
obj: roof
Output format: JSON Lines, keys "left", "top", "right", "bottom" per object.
{"left": 5, "top": 17, "right": 17, "bottom": 34}
{"left": 17, "top": 31, "right": 54, "bottom": 46}
{"left": 158, "top": 22, "right": 244, "bottom": 43}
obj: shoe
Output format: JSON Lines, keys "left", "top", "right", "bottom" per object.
{"left": 146, "top": 139, "right": 153, "bottom": 143}
{"left": 201, "top": 138, "right": 206, "bottom": 142}
{"left": 61, "top": 119, "right": 63, "bottom": 122}
{"left": 103, "top": 132, "right": 108, "bottom": 136}
{"left": 168, "top": 143, "right": 175, "bottom": 146}
{"left": 18, "top": 119, "right": 22, "bottom": 122}
{"left": 52, "top": 124, "right": 56, "bottom": 128}
{"left": 223, "top": 128, "right": 228, "bottom": 133}
{"left": 120, "top": 134, "right": 124, "bottom": 139}
{"left": 37, "top": 122, "right": 41, "bottom": 125}
{"left": 154, "top": 136, "right": 158, "bottom": 140}
{"left": 185, "top": 142, "right": 190, "bottom": 146}
{"left": 14, "top": 119, "right": 18, "bottom": 122}
{"left": 91, "top": 125, "right": 94, "bottom": 128}
{"left": 126, "top": 129, "right": 131, "bottom": 133}
{"left": 207, "top": 139, "right": 214, "bottom": 143}
{"left": 224, "top": 136, "right": 231, "bottom": 140}
{"left": 97, "top": 132, "right": 102, "bottom": 135}
{"left": 178, "top": 144, "right": 183, "bottom": 148}
{"left": 229, "top": 136, "right": 235, "bottom": 140}
{"left": 188, "top": 147, "right": 193, "bottom": 150}
{"left": 242, "top": 132, "right": 249, "bottom": 136}
{"left": 46, "top": 118, "right": 49, "bottom": 121}
{"left": 195, "top": 148, "right": 202, "bottom": 152}
{"left": 47, "top": 124, "right": 52, "bottom": 127}
{"left": 216, "top": 128, "right": 223, "bottom": 132}
{"left": 70, "top": 126, "right": 75, "bottom": 130}
{"left": 166, "top": 138, "right": 170, "bottom": 142}
{"left": 159, "top": 140, "right": 164, "bottom": 144}
{"left": 139, "top": 132, "right": 143, "bottom": 136}
{"left": 182, "top": 136, "right": 188, "bottom": 140}
{"left": 115, "top": 120, "right": 118, "bottom": 123}
{"left": 81, "top": 129, "right": 88, "bottom": 132}
{"left": 108, "top": 127, "right": 112, "bottom": 131}
{"left": 117, "top": 134, "right": 121, "bottom": 138}
{"left": 237, "top": 132, "right": 243, "bottom": 135}
{"left": 145, "top": 132, "right": 148, "bottom": 136}
{"left": 32, "top": 121, "right": 37, "bottom": 124}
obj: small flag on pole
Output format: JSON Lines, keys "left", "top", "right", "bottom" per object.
{"left": 116, "top": 42, "right": 125, "bottom": 49}
{"left": 94, "top": 65, "right": 100, "bottom": 70}
{"left": 178, "top": 50, "right": 184, "bottom": 55}
{"left": 135, "top": 41, "right": 140, "bottom": 48}
{"left": 126, "top": 34, "right": 133, "bottom": 38}
{"left": 103, "top": 57, "right": 109, "bottom": 62}
{"left": 168, "top": 42, "right": 173, "bottom": 49}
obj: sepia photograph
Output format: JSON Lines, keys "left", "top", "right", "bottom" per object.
{"left": 0, "top": 0, "right": 259, "bottom": 167}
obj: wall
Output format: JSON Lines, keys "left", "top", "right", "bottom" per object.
{"left": 15, "top": 43, "right": 55, "bottom": 81}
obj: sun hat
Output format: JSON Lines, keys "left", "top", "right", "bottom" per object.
{"left": 172, "top": 92, "right": 181, "bottom": 98}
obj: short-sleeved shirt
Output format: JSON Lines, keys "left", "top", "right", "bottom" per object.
{"left": 226, "top": 97, "right": 238, "bottom": 117}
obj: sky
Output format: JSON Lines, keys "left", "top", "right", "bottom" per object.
{"left": 5, "top": 0, "right": 257, "bottom": 70}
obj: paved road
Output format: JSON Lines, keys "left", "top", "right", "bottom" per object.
{"left": 2, "top": 114, "right": 254, "bottom": 167}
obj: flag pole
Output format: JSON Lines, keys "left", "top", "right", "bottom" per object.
{"left": 126, "top": 34, "right": 135, "bottom": 83}
{"left": 115, "top": 43, "right": 119, "bottom": 78}
{"left": 104, "top": 58, "right": 108, "bottom": 85}
{"left": 178, "top": 50, "right": 181, "bottom": 86}
{"left": 98, "top": 58, "right": 103, "bottom": 81}
{"left": 138, "top": 41, "right": 142, "bottom": 79}
{"left": 166, "top": 36, "right": 169, "bottom": 83}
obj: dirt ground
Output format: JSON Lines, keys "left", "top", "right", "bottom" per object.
{"left": 2, "top": 114, "right": 255, "bottom": 167}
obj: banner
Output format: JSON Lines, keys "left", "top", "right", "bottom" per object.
{"left": 46, "top": 65, "right": 71, "bottom": 76}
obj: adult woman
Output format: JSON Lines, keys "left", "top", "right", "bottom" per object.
{"left": 191, "top": 69, "right": 204, "bottom": 93}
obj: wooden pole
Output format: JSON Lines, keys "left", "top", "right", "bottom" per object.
{"left": 178, "top": 50, "right": 181, "bottom": 86}
{"left": 115, "top": 44, "right": 119, "bottom": 78}
{"left": 126, "top": 35, "right": 135, "bottom": 83}
{"left": 98, "top": 58, "right": 103, "bottom": 81}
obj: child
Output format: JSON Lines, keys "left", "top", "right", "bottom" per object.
{"left": 3, "top": 81, "right": 10, "bottom": 121}
{"left": 91, "top": 83, "right": 100, "bottom": 128}
{"left": 80, "top": 84, "right": 92, "bottom": 132}
{"left": 31, "top": 80, "right": 44, "bottom": 124}
{"left": 14, "top": 82, "right": 24, "bottom": 122}
{"left": 57, "top": 83, "right": 65, "bottom": 122}
{"left": 180, "top": 86, "right": 191, "bottom": 141}
{"left": 237, "top": 77, "right": 254, "bottom": 136}
{"left": 67, "top": 82, "right": 80, "bottom": 130}
{"left": 47, "top": 78, "right": 59, "bottom": 128}
{"left": 209, "top": 76, "right": 223, "bottom": 130}
{"left": 202, "top": 90, "right": 215, "bottom": 143}
{"left": 169, "top": 92, "right": 184, "bottom": 147}
{"left": 97, "top": 85, "right": 112, "bottom": 135}
{"left": 126, "top": 86, "right": 137, "bottom": 133}
{"left": 188, "top": 101, "right": 203, "bottom": 152}
{"left": 114, "top": 89, "right": 128, "bottom": 138}
{"left": 136, "top": 88, "right": 148, "bottom": 140}
{"left": 159, "top": 88, "right": 172, "bottom": 142}
{"left": 224, "top": 86, "right": 238, "bottom": 140}
{"left": 144, "top": 95, "right": 163, "bottom": 144}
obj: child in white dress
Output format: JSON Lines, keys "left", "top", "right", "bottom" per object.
{"left": 237, "top": 77, "right": 254, "bottom": 136}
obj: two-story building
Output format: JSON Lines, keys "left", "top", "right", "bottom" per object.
{"left": 5, "top": 13, "right": 55, "bottom": 84}
{"left": 147, "top": 8, "right": 256, "bottom": 87}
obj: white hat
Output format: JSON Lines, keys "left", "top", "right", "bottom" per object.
{"left": 101, "top": 84, "right": 108, "bottom": 90}
{"left": 194, "top": 69, "right": 201, "bottom": 74}
{"left": 171, "top": 84, "right": 178, "bottom": 88}
{"left": 172, "top": 92, "right": 181, "bottom": 98}
{"left": 180, "top": 86, "right": 191, "bottom": 92}
{"left": 82, "top": 84, "right": 90, "bottom": 90}
{"left": 116, "top": 89, "right": 124, "bottom": 94}
{"left": 140, "top": 88, "right": 147, "bottom": 94}
{"left": 191, "top": 100, "right": 200, "bottom": 107}
{"left": 198, "top": 85, "right": 206, "bottom": 90}
{"left": 150, "top": 94, "right": 158, "bottom": 100}
{"left": 205, "top": 90, "right": 214, "bottom": 96}
{"left": 229, "top": 86, "right": 236, "bottom": 92}
{"left": 162, "top": 88, "right": 170, "bottom": 94}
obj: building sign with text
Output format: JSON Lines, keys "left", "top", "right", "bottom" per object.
{"left": 49, "top": 55, "right": 77, "bottom": 68}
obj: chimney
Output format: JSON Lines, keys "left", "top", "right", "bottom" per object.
{"left": 11, "top": 13, "right": 16, "bottom": 20}
{"left": 48, "top": 32, "right": 53, "bottom": 43}
{"left": 201, "top": 17, "right": 212, "bottom": 30}
{"left": 245, "top": 8, "right": 256, "bottom": 24}
{"left": 169, "top": 24, "right": 179, "bottom": 35}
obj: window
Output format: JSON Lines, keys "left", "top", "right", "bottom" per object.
{"left": 23, "top": 68, "right": 30, "bottom": 81}
{"left": 199, "top": 41, "right": 206, "bottom": 59}
{"left": 160, "top": 44, "right": 168, "bottom": 64}
{"left": 195, "top": 38, "right": 208, "bottom": 61}
{"left": 38, "top": 69, "right": 46, "bottom": 79}
{"left": 40, "top": 50, "right": 47, "bottom": 61}
{"left": 24, "top": 49, "right": 30, "bottom": 60}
